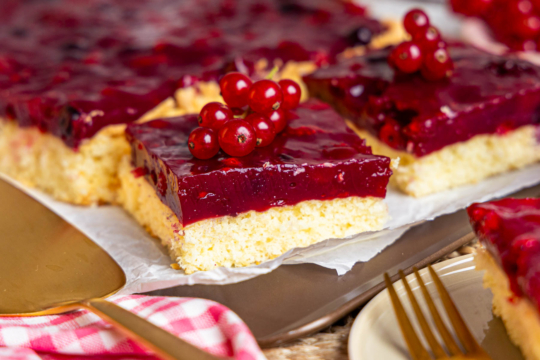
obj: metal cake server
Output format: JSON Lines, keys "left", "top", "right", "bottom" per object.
{"left": 0, "top": 179, "right": 223, "bottom": 360}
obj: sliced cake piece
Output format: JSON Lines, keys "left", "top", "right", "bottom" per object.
{"left": 469, "top": 198, "right": 540, "bottom": 360}
{"left": 0, "top": 0, "right": 399, "bottom": 205}
{"left": 118, "top": 100, "right": 393, "bottom": 273}
{"left": 304, "top": 44, "right": 540, "bottom": 197}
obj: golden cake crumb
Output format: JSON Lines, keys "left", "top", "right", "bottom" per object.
{"left": 0, "top": 120, "right": 130, "bottom": 205}
{"left": 117, "top": 157, "right": 388, "bottom": 274}
{"left": 476, "top": 249, "right": 540, "bottom": 360}
{"left": 349, "top": 122, "right": 540, "bottom": 197}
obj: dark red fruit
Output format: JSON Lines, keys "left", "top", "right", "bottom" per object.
{"left": 379, "top": 120, "right": 404, "bottom": 149}
{"left": 248, "top": 79, "right": 283, "bottom": 113}
{"left": 188, "top": 127, "right": 220, "bottom": 159}
{"left": 421, "top": 48, "right": 454, "bottom": 81}
{"left": 219, "top": 72, "right": 253, "bottom": 108}
{"left": 246, "top": 113, "right": 276, "bottom": 147}
{"left": 389, "top": 41, "right": 423, "bottom": 73}
{"left": 266, "top": 109, "right": 287, "bottom": 133}
{"left": 511, "top": 14, "right": 540, "bottom": 38}
{"left": 218, "top": 119, "right": 257, "bottom": 157}
{"left": 403, "top": 9, "right": 430, "bottom": 37}
{"left": 451, "top": 0, "right": 493, "bottom": 17}
{"left": 413, "top": 26, "right": 442, "bottom": 51}
{"left": 198, "top": 102, "right": 233, "bottom": 130}
{"left": 279, "top": 79, "right": 302, "bottom": 110}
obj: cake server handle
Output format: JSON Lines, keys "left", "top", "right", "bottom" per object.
{"left": 81, "top": 298, "right": 229, "bottom": 360}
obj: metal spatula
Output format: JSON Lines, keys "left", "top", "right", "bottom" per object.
{"left": 0, "top": 179, "right": 224, "bottom": 360}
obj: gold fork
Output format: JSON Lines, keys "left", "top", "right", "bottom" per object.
{"left": 384, "top": 265, "right": 493, "bottom": 360}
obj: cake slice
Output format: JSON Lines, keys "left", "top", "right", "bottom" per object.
{"left": 304, "top": 44, "right": 540, "bottom": 197}
{"left": 118, "top": 100, "right": 393, "bottom": 273}
{"left": 0, "top": 0, "right": 400, "bottom": 205}
{"left": 469, "top": 198, "right": 540, "bottom": 360}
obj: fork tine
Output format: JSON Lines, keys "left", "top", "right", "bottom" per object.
{"left": 413, "top": 267, "right": 463, "bottom": 357}
{"left": 384, "top": 273, "right": 432, "bottom": 360}
{"left": 428, "top": 265, "right": 482, "bottom": 354}
{"left": 399, "top": 270, "right": 448, "bottom": 359}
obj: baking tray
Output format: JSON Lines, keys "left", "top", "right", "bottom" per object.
{"left": 145, "top": 183, "right": 540, "bottom": 347}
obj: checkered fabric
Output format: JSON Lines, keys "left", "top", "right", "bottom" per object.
{"left": 0, "top": 295, "right": 266, "bottom": 360}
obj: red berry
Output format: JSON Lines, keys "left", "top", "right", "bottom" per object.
{"left": 421, "top": 48, "right": 454, "bottom": 81}
{"left": 413, "top": 26, "right": 442, "bottom": 51}
{"left": 278, "top": 79, "right": 301, "bottom": 110}
{"left": 389, "top": 41, "right": 423, "bottom": 73}
{"left": 266, "top": 109, "right": 288, "bottom": 133}
{"left": 379, "top": 120, "right": 404, "bottom": 149}
{"left": 218, "top": 119, "right": 257, "bottom": 157}
{"left": 511, "top": 14, "right": 540, "bottom": 38}
{"left": 403, "top": 9, "right": 430, "bottom": 37}
{"left": 451, "top": 0, "right": 493, "bottom": 16}
{"left": 198, "top": 102, "right": 233, "bottom": 130}
{"left": 188, "top": 127, "right": 220, "bottom": 160}
{"left": 219, "top": 72, "right": 253, "bottom": 108}
{"left": 248, "top": 80, "right": 283, "bottom": 113}
{"left": 246, "top": 113, "right": 276, "bottom": 147}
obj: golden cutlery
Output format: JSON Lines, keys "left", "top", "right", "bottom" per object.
{"left": 0, "top": 179, "right": 226, "bottom": 360}
{"left": 384, "top": 266, "right": 493, "bottom": 360}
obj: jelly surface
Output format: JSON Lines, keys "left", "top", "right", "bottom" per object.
{"left": 127, "top": 100, "right": 392, "bottom": 226}
{"left": 0, "top": 0, "right": 382, "bottom": 148}
{"left": 304, "top": 44, "right": 540, "bottom": 157}
{"left": 468, "top": 198, "right": 540, "bottom": 309}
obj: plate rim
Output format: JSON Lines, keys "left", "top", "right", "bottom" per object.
{"left": 348, "top": 254, "right": 477, "bottom": 360}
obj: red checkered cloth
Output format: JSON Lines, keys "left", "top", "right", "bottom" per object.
{"left": 0, "top": 295, "right": 266, "bottom": 360}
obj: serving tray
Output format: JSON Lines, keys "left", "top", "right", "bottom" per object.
{"left": 145, "top": 183, "right": 540, "bottom": 347}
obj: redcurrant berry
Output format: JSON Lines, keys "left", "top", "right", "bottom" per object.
{"left": 413, "top": 26, "right": 441, "bottom": 51}
{"left": 198, "top": 102, "right": 233, "bottom": 130}
{"left": 188, "top": 127, "right": 220, "bottom": 160}
{"left": 218, "top": 119, "right": 257, "bottom": 157}
{"left": 246, "top": 113, "right": 276, "bottom": 147}
{"left": 219, "top": 72, "right": 253, "bottom": 108}
{"left": 248, "top": 80, "right": 283, "bottom": 113}
{"left": 403, "top": 9, "right": 430, "bottom": 37}
{"left": 389, "top": 41, "right": 423, "bottom": 73}
{"left": 379, "top": 120, "right": 404, "bottom": 149}
{"left": 266, "top": 109, "right": 287, "bottom": 133}
{"left": 421, "top": 48, "right": 454, "bottom": 81}
{"left": 451, "top": 0, "right": 493, "bottom": 16}
{"left": 511, "top": 14, "right": 540, "bottom": 38}
{"left": 278, "top": 79, "right": 302, "bottom": 110}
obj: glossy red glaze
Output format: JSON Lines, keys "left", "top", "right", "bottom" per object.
{"left": 126, "top": 100, "right": 392, "bottom": 226}
{"left": 468, "top": 198, "right": 540, "bottom": 309}
{"left": 0, "top": 0, "right": 383, "bottom": 148}
{"left": 304, "top": 43, "right": 540, "bottom": 156}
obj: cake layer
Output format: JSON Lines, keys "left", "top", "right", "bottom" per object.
{"left": 468, "top": 198, "right": 540, "bottom": 308}
{"left": 476, "top": 249, "right": 540, "bottom": 360}
{"left": 304, "top": 44, "right": 540, "bottom": 157}
{"left": 0, "top": 119, "right": 129, "bottom": 204}
{"left": 0, "top": 0, "right": 383, "bottom": 148}
{"left": 126, "top": 100, "right": 393, "bottom": 226}
{"left": 118, "top": 157, "right": 388, "bottom": 274}
{"left": 351, "top": 122, "right": 540, "bottom": 197}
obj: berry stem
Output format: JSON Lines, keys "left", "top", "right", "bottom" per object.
{"left": 265, "top": 65, "right": 280, "bottom": 80}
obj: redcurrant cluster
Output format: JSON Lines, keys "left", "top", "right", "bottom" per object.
{"left": 388, "top": 9, "right": 454, "bottom": 81}
{"left": 452, "top": 0, "right": 540, "bottom": 51}
{"left": 187, "top": 72, "right": 301, "bottom": 159}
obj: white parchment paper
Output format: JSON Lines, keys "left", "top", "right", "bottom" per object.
{"left": 4, "top": 163, "right": 539, "bottom": 294}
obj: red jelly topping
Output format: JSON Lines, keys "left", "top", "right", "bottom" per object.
{"left": 304, "top": 43, "right": 540, "bottom": 157}
{"left": 126, "top": 100, "right": 392, "bottom": 226}
{"left": 468, "top": 198, "right": 540, "bottom": 309}
{"left": 0, "top": 0, "right": 383, "bottom": 148}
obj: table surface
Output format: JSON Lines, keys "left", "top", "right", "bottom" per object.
{"left": 262, "top": 241, "right": 479, "bottom": 360}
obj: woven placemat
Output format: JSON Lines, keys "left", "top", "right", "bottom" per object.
{"left": 263, "top": 240, "right": 480, "bottom": 360}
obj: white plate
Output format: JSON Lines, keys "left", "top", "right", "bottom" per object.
{"left": 349, "top": 255, "right": 525, "bottom": 360}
